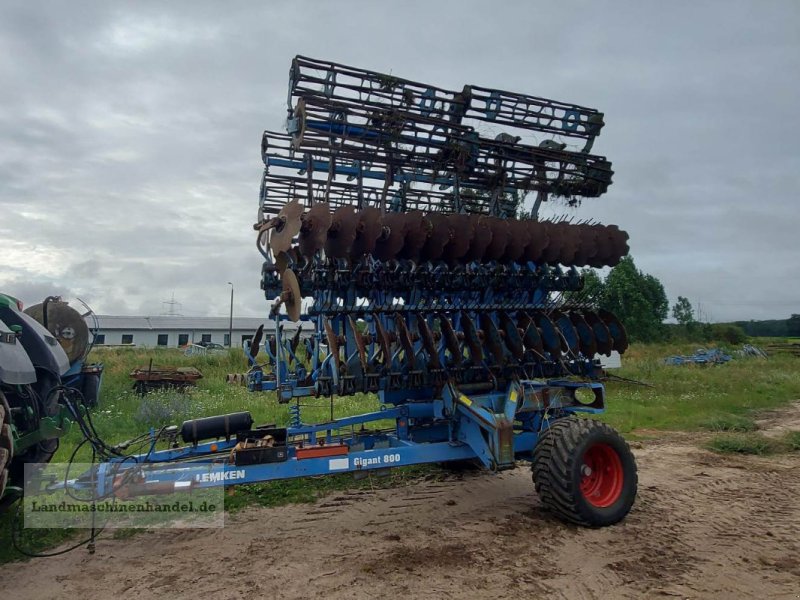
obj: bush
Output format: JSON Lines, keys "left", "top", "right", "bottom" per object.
{"left": 709, "top": 323, "right": 748, "bottom": 345}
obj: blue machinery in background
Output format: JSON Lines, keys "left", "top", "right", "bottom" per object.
{"left": 58, "top": 56, "right": 638, "bottom": 528}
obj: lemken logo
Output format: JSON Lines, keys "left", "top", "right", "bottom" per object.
{"left": 195, "top": 469, "right": 246, "bottom": 483}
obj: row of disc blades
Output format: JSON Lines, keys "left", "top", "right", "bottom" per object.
{"left": 321, "top": 309, "right": 628, "bottom": 379}
{"left": 266, "top": 201, "right": 629, "bottom": 268}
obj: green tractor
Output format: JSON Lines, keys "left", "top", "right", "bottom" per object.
{"left": 0, "top": 293, "right": 102, "bottom": 508}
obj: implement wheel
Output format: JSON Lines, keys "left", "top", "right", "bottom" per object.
{"left": 532, "top": 416, "right": 637, "bottom": 527}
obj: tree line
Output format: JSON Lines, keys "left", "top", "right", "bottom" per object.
{"left": 570, "top": 256, "right": 753, "bottom": 344}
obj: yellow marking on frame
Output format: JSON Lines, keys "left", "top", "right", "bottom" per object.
{"left": 509, "top": 390, "right": 518, "bottom": 404}
{"left": 459, "top": 394, "right": 472, "bottom": 407}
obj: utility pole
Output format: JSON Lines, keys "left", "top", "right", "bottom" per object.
{"left": 227, "top": 282, "right": 234, "bottom": 348}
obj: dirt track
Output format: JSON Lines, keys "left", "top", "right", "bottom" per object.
{"left": 4, "top": 406, "right": 800, "bottom": 600}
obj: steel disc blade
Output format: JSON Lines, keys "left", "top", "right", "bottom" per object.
{"left": 498, "top": 312, "right": 525, "bottom": 360}
{"left": 570, "top": 312, "right": 597, "bottom": 356}
{"left": 374, "top": 212, "right": 408, "bottom": 261}
{"left": 348, "top": 315, "right": 368, "bottom": 371}
{"left": 540, "top": 222, "right": 565, "bottom": 264}
{"left": 484, "top": 218, "right": 510, "bottom": 261}
{"left": 441, "top": 214, "right": 473, "bottom": 262}
{"left": 460, "top": 312, "right": 484, "bottom": 363}
{"left": 298, "top": 202, "right": 332, "bottom": 257}
{"left": 501, "top": 219, "right": 530, "bottom": 263}
{"left": 270, "top": 200, "right": 304, "bottom": 255}
{"left": 587, "top": 225, "right": 612, "bottom": 268}
{"left": 421, "top": 213, "right": 452, "bottom": 262}
{"left": 534, "top": 312, "right": 561, "bottom": 357}
{"left": 519, "top": 313, "right": 545, "bottom": 357}
{"left": 463, "top": 216, "right": 493, "bottom": 262}
{"left": 479, "top": 313, "right": 507, "bottom": 367}
{"left": 290, "top": 327, "right": 302, "bottom": 355}
{"left": 437, "top": 313, "right": 463, "bottom": 366}
{"left": 573, "top": 225, "right": 599, "bottom": 266}
{"left": 399, "top": 211, "right": 432, "bottom": 262}
{"left": 583, "top": 311, "right": 612, "bottom": 356}
{"left": 551, "top": 309, "right": 579, "bottom": 353}
{"left": 599, "top": 309, "right": 629, "bottom": 353}
{"left": 351, "top": 206, "right": 383, "bottom": 258}
{"left": 249, "top": 324, "right": 264, "bottom": 359}
{"left": 323, "top": 318, "right": 341, "bottom": 373}
{"left": 557, "top": 222, "right": 581, "bottom": 266}
{"left": 394, "top": 314, "right": 417, "bottom": 370}
{"left": 416, "top": 316, "right": 441, "bottom": 369}
{"left": 373, "top": 318, "right": 393, "bottom": 369}
{"left": 281, "top": 268, "right": 302, "bottom": 321}
{"left": 325, "top": 206, "right": 359, "bottom": 258}
{"left": 524, "top": 221, "right": 549, "bottom": 263}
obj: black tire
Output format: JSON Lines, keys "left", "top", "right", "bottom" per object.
{"left": 0, "top": 391, "right": 12, "bottom": 500}
{"left": 532, "top": 416, "right": 637, "bottom": 527}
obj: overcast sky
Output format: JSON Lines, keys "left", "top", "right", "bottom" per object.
{"left": 1, "top": 1, "right": 798, "bottom": 322}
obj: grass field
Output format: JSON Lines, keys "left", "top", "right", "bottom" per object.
{"left": 2, "top": 341, "right": 799, "bottom": 562}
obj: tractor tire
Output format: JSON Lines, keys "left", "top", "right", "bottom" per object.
{"left": 532, "top": 416, "right": 637, "bottom": 527}
{"left": 0, "top": 391, "right": 12, "bottom": 500}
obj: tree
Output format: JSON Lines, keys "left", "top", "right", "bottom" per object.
{"left": 672, "top": 296, "right": 695, "bottom": 326}
{"left": 788, "top": 314, "right": 800, "bottom": 338}
{"left": 602, "top": 256, "right": 668, "bottom": 343}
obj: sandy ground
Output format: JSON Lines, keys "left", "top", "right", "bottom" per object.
{"left": 3, "top": 405, "right": 800, "bottom": 600}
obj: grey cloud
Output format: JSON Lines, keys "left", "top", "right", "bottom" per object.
{"left": 0, "top": 1, "right": 798, "bottom": 321}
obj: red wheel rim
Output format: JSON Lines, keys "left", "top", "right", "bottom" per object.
{"left": 579, "top": 442, "right": 624, "bottom": 508}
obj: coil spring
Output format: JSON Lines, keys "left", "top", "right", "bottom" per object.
{"left": 289, "top": 402, "right": 301, "bottom": 429}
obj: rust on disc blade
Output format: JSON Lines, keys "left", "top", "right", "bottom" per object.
{"left": 463, "top": 216, "right": 493, "bottom": 262}
{"left": 583, "top": 311, "right": 612, "bottom": 356}
{"left": 588, "top": 225, "right": 612, "bottom": 268}
{"left": 298, "top": 202, "right": 332, "bottom": 257}
{"left": 501, "top": 219, "right": 530, "bottom": 263}
{"left": 557, "top": 222, "right": 582, "bottom": 266}
{"left": 573, "top": 225, "right": 599, "bottom": 267}
{"left": 347, "top": 315, "right": 368, "bottom": 371}
{"left": 599, "top": 308, "right": 629, "bottom": 353}
{"left": 416, "top": 316, "right": 442, "bottom": 369}
{"left": 275, "top": 251, "right": 290, "bottom": 273}
{"left": 399, "top": 211, "right": 432, "bottom": 262}
{"left": 540, "top": 222, "right": 565, "bottom": 264}
{"left": 519, "top": 313, "right": 545, "bottom": 357}
{"left": 570, "top": 312, "right": 597, "bottom": 356}
{"left": 421, "top": 212, "right": 452, "bottom": 262}
{"left": 498, "top": 312, "right": 525, "bottom": 360}
{"left": 374, "top": 212, "right": 408, "bottom": 261}
{"left": 484, "top": 218, "right": 510, "bottom": 261}
{"left": 325, "top": 205, "right": 359, "bottom": 259}
{"left": 249, "top": 324, "right": 264, "bottom": 359}
{"left": 394, "top": 314, "right": 417, "bottom": 370}
{"left": 281, "top": 268, "right": 302, "bottom": 322}
{"left": 523, "top": 221, "right": 549, "bottom": 263}
{"left": 437, "top": 313, "right": 462, "bottom": 366}
{"left": 373, "top": 318, "right": 393, "bottom": 369}
{"left": 323, "top": 318, "right": 341, "bottom": 374}
{"left": 270, "top": 200, "right": 304, "bottom": 255}
{"left": 351, "top": 206, "right": 383, "bottom": 259}
{"left": 442, "top": 214, "right": 474, "bottom": 263}
{"left": 460, "top": 311, "right": 484, "bottom": 363}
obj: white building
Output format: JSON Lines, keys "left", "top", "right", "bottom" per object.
{"left": 90, "top": 315, "right": 310, "bottom": 348}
